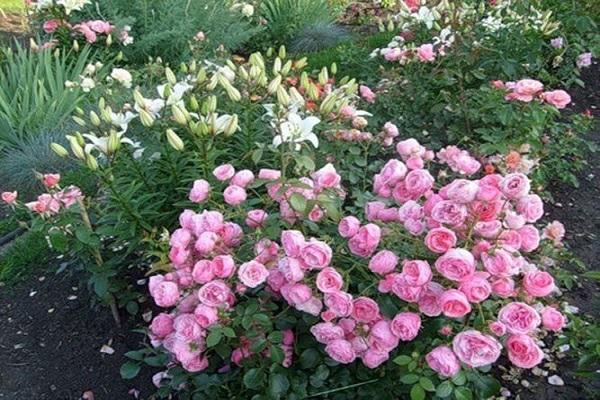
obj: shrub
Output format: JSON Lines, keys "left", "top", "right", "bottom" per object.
{"left": 289, "top": 21, "right": 351, "bottom": 54}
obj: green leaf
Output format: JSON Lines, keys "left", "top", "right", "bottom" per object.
{"left": 436, "top": 381, "right": 454, "bottom": 398}
{"left": 454, "top": 387, "right": 473, "bottom": 400}
{"left": 299, "top": 348, "right": 320, "bottom": 369}
{"left": 401, "top": 374, "right": 420, "bottom": 384}
{"left": 419, "top": 377, "right": 435, "bottom": 392}
{"left": 451, "top": 371, "right": 467, "bottom": 386}
{"left": 270, "top": 344, "right": 285, "bottom": 363}
{"left": 120, "top": 362, "right": 141, "bottom": 379}
{"left": 269, "top": 373, "right": 290, "bottom": 397}
{"left": 243, "top": 368, "right": 264, "bottom": 389}
{"left": 206, "top": 330, "right": 222, "bottom": 347}
{"left": 126, "top": 301, "right": 139, "bottom": 315}
{"left": 250, "top": 338, "right": 268, "bottom": 353}
{"left": 124, "top": 350, "right": 145, "bottom": 361}
{"left": 394, "top": 355, "right": 412, "bottom": 366}
{"left": 289, "top": 193, "right": 307, "bottom": 213}
{"left": 222, "top": 327, "right": 236, "bottom": 338}
{"left": 268, "top": 331, "right": 283, "bottom": 343}
{"left": 410, "top": 384, "right": 425, "bottom": 400}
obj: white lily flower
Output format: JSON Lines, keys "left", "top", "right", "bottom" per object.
{"left": 57, "top": 0, "right": 90, "bottom": 14}
{"left": 273, "top": 113, "right": 320, "bottom": 150}
{"left": 134, "top": 98, "right": 165, "bottom": 117}
{"left": 110, "top": 111, "right": 137, "bottom": 133}
{"left": 83, "top": 133, "right": 135, "bottom": 155}
{"left": 416, "top": 7, "right": 435, "bottom": 29}
{"left": 157, "top": 82, "right": 193, "bottom": 106}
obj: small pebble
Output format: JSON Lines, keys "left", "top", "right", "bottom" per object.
{"left": 520, "top": 379, "right": 530, "bottom": 388}
{"left": 548, "top": 375, "right": 564, "bottom": 386}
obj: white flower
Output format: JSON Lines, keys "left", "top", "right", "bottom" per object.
{"left": 273, "top": 113, "right": 320, "bottom": 150}
{"left": 80, "top": 77, "right": 95, "bottom": 92}
{"left": 110, "top": 111, "right": 137, "bottom": 133}
{"left": 83, "top": 132, "right": 135, "bottom": 155}
{"left": 134, "top": 97, "right": 165, "bottom": 117}
{"left": 157, "top": 81, "right": 193, "bottom": 106}
{"left": 110, "top": 68, "right": 132, "bottom": 88}
{"left": 36, "top": 0, "right": 54, "bottom": 10}
{"left": 241, "top": 3, "right": 254, "bottom": 17}
{"left": 415, "top": 7, "right": 435, "bottom": 29}
{"left": 57, "top": 0, "right": 91, "bottom": 15}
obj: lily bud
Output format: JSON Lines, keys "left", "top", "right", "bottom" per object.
{"left": 72, "top": 40, "right": 79, "bottom": 52}
{"left": 249, "top": 52, "right": 265, "bottom": 70}
{"left": 68, "top": 136, "right": 85, "bottom": 159}
{"left": 278, "top": 45, "right": 286, "bottom": 60}
{"left": 295, "top": 57, "right": 308, "bottom": 70}
{"left": 75, "top": 107, "right": 85, "bottom": 116}
{"left": 51, "top": 143, "right": 69, "bottom": 158}
{"left": 386, "top": 20, "right": 394, "bottom": 32}
{"left": 107, "top": 130, "right": 120, "bottom": 154}
{"left": 189, "top": 95, "right": 199, "bottom": 111}
{"left": 225, "top": 85, "right": 242, "bottom": 102}
{"left": 172, "top": 105, "right": 188, "bottom": 125}
{"left": 189, "top": 60, "right": 197, "bottom": 73}
{"left": 166, "top": 129, "right": 185, "bottom": 151}
{"left": 225, "top": 59, "right": 237, "bottom": 71}
{"left": 98, "top": 97, "right": 106, "bottom": 110}
{"left": 139, "top": 109, "right": 155, "bottom": 127}
{"left": 249, "top": 65, "right": 261, "bottom": 80}
{"left": 331, "top": 62, "right": 338, "bottom": 75}
{"left": 267, "top": 75, "right": 282, "bottom": 95}
{"left": 281, "top": 60, "right": 292, "bottom": 75}
{"left": 276, "top": 86, "right": 290, "bottom": 107}
{"left": 319, "top": 93, "right": 337, "bottom": 114}
{"left": 106, "top": 34, "right": 113, "bottom": 47}
{"left": 266, "top": 47, "right": 274, "bottom": 58}
{"left": 318, "top": 67, "right": 329, "bottom": 85}
{"left": 223, "top": 115, "right": 239, "bottom": 136}
{"left": 273, "top": 57, "right": 282, "bottom": 75}
{"left": 90, "top": 111, "right": 101, "bottom": 127}
{"left": 133, "top": 90, "right": 146, "bottom": 107}
{"left": 86, "top": 155, "right": 99, "bottom": 171}
{"left": 72, "top": 116, "right": 86, "bottom": 127}
{"left": 165, "top": 67, "right": 177, "bottom": 85}
{"left": 197, "top": 67, "right": 207, "bottom": 83}
{"left": 238, "top": 66, "right": 249, "bottom": 81}
{"left": 300, "top": 71, "right": 310, "bottom": 90}
{"left": 289, "top": 87, "right": 305, "bottom": 106}
{"left": 75, "top": 132, "right": 85, "bottom": 146}
{"left": 116, "top": 51, "right": 123, "bottom": 61}
{"left": 307, "top": 83, "right": 319, "bottom": 101}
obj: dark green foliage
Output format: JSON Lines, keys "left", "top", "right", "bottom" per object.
{"left": 0, "top": 231, "right": 51, "bottom": 283}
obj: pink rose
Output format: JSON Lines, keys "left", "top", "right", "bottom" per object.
{"left": 500, "top": 173, "right": 530, "bottom": 199}
{"left": 189, "top": 179, "right": 210, "bottom": 203}
{"left": 312, "top": 163, "right": 341, "bottom": 189}
{"left": 338, "top": 217, "right": 361, "bottom": 241}
{"left": 1, "top": 191, "right": 17, "bottom": 204}
{"left": 88, "top": 20, "right": 112, "bottom": 34}
{"left": 390, "top": 274, "right": 423, "bottom": 303}
{"left": 182, "top": 355, "right": 209, "bottom": 372}
{"left": 366, "top": 201, "right": 386, "bottom": 221}
{"left": 351, "top": 297, "right": 380, "bottom": 322}
{"left": 231, "top": 169, "right": 255, "bottom": 187}
{"left": 369, "top": 250, "right": 398, "bottom": 275}
{"left": 193, "top": 304, "right": 219, "bottom": 328}
{"left": 542, "top": 221, "right": 565, "bottom": 244}
{"left": 281, "top": 230, "right": 305, "bottom": 257}
{"left": 459, "top": 274, "right": 492, "bottom": 303}
{"left": 506, "top": 334, "right": 544, "bottom": 369}
{"left": 440, "top": 289, "right": 472, "bottom": 318}
{"left": 192, "top": 260, "right": 215, "bottom": 283}
{"left": 325, "top": 339, "right": 357, "bottom": 363}
{"left": 403, "top": 169, "right": 434, "bottom": 199}
{"left": 301, "top": 239, "right": 332, "bottom": 269}
{"left": 310, "top": 322, "right": 345, "bottom": 344}
{"left": 152, "top": 281, "right": 180, "bottom": 307}
{"left": 198, "top": 280, "right": 234, "bottom": 308}
{"left": 368, "top": 320, "right": 399, "bottom": 352}
{"left": 541, "top": 307, "right": 566, "bottom": 332}
{"left": 280, "top": 283, "right": 312, "bottom": 306}
{"left": 322, "top": 291, "right": 352, "bottom": 317}
{"left": 43, "top": 19, "right": 60, "bottom": 33}
{"left": 482, "top": 249, "right": 519, "bottom": 277}
{"left": 42, "top": 173, "right": 60, "bottom": 188}
{"left": 452, "top": 330, "right": 502, "bottom": 367}
{"left": 418, "top": 282, "right": 444, "bottom": 317}
{"left": 489, "top": 321, "right": 507, "bottom": 336}
{"left": 542, "top": 90, "right": 571, "bottom": 109}
{"left": 362, "top": 349, "right": 389, "bottom": 369}
{"left": 522, "top": 270, "right": 555, "bottom": 297}
{"left": 401, "top": 260, "right": 432, "bottom": 286}
{"left": 426, "top": 345, "right": 460, "bottom": 378}
{"left": 518, "top": 225, "right": 540, "bottom": 252}
{"left": 516, "top": 194, "right": 544, "bottom": 223}
{"left": 391, "top": 312, "right": 421, "bottom": 341}
{"left": 258, "top": 168, "right": 281, "bottom": 180}
{"left": 223, "top": 185, "right": 247, "bottom": 206}
{"left": 150, "top": 313, "right": 174, "bottom": 337}
{"left": 245, "top": 209, "right": 268, "bottom": 228}
{"left": 435, "top": 248, "right": 475, "bottom": 282}
{"left": 497, "top": 302, "right": 541, "bottom": 334}
{"left": 194, "top": 231, "right": 218, "bottom": 255}
{"left": 278, "top": 257, "right": 304, "bottom": 282}
{"left": 316, "top": 267, "right": 344, "bottom": 293}
{"left": 513, "top": 79, "right": 544, "bottom": 101}
{"left": 211, "top": 255, "right": 236, "bottom": 278}
{"left": 445, "top": 179, "right": 479, "bottom": 204}
{"left": 174, "top": 314, "right": 203, "bottom": 341}
{"left": 213, "top": 164, "right": 235, "bottom": 181}
{"left": 238, "top": 260, "right": 269, "bottom": 288}
{"left": 296, "top": 296, "right": 323, "bottom": 316}
{"left": 474, "top": 221, "right": 502, "bottom": 238}
{"left": 417, "top": 43, "right": 436, "bottom": 62}
{"left": 348, "top": 224, "right": 381, "bottom": 257}
{"left": 424, "top": 227, "right": 457, "bottom": 253}
{"left": 221, "top": 222, "right": 243, "bottom": 247}
{"left": 431, "top": 201, "right": 468, "bottom": 226}
{"left": 359, "top": 85, "right": 376, "bottom": 103}
{"left": 491, "top": 277, "right": 515, "bottom": 298}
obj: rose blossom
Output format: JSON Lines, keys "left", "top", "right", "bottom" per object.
{"left": 418, "top": 282, "right": 444, "bottom": 317}
{"left": 491, "top": 277, "right": 516, "bottom": 297}
{"left": 577, "top": 52, "right": 592, "bottom": 68}
{"left": 401, "top": 260, "right": 432, "bottom": 286}
{"left": 431, "top": 200, "right": 468, "bottom": 226}
{"left": 497, "top": 302, "right": 541, "bottom": 334}
{"left": 351, "top": 297, "right": 379, "bottom": 322}
{"left": 310, "top": 322, "right": 345, "bottom": 344}
{"left": 348, "top": 224, "right": 381, "bottom": 257}
{"left": 245, "top": 209, "right": 268, "bottom": 228}
{"left": 435, "top": 248, "right": 475, "bottom": 282}
{"left": 151, "top": 280, "right": 180, "bottom": 307}
{"left": 223, "top": 185, "right": 247, "bottom": 206}
{"left": 42, "top": 173, "right": 60, "bottom": 188}
{"left": 516, "top": 194, "right": 544, "bottom": 223}
{"left": 417, "top": 43, "right": 435, "bottom": 62}
{"left": 237, "top": 260, "right": 269, "bottom": 288}
{"left": 150, "top": 313, "right": 174, "bottom": 337}
{"left": 369, "top": 250, "right": 398, "bottom": 275}
{"left": 542, "top": 90, "right": 571, "bottom": 109}
{"left": 506, "top": 334, "right": 544, "bottom": 368}
{"left": 541, "top": 307, "right": 566, "bottom": 332}
{"left": 316, "top": 267, "right": 344, "bottom": 293}
{"left": 213, "top": 164, "right": 235, "bottom": 181}
{"left": 324, "top": 291, "right": 353, "bottom": 317}
{"left": 440, "top": 289, "right": 472, "bottom": 318}
{"left": 1, "top": 191, "right": 17, "bottom": 204}
{"left": 194, "top": 304, "right": 219, "bottom": 328}
{"left": 325, "top": 339, "right": 357, "bottom": 363}
{"left": 452, "top": 330, "right": 502, "bottom": 367}
{"left": 312, "top": 163, "right": 341, "bottom": 189}
{"left": 458, "top": 274, "right": 492, "bottom": 303}
{"left": 211, "top": 255, "right": 235, "bottom": 278}
{"left": 518, "top": 225, "right": 540, "bottom": 252}
{"left": 231, "top": 169, "right": 254, "bottom": 187}
{"left": 281, "top": 230, "right": 305, "bottom": 257}
{"left": 489, "top": 321, "right": 507, "bottom": 336}
{"left": 362, "top": 349, "right": 389, "bottom": 368}
{"left": 280, "top": 283, "right": 312, "bottom": 306}
{"left": 391, "top": 312, "right": 421, "bottom": 341}
{"left": 522, "top": 270, "right": 555, "bottom": 297}
{"left": 359, "top": 85, "right": 376, "bottom": 103}
{"left": 426, "top": 346, "right": 460, "bottom": 378}
{"left": 542, "top": 221, "right": 565, "bottom": 244}
{"left": 368, "top": 320, "right": 399, "bottom": 352}
{"left": 189, "top": 179, "right": 210, "bottom": 203}
{"left": 482, "top": 249, "right": 519, "bottom": 277}
{"left": 338, "top": 216, "right": 361, "bottom": 238}
{"left": 424, "top": 227, "right": 457, "bottom": 253}
{"left": 500, "top": 173, "right": 530, "bottom": 199}
{"left": 301, "top": 239, "right": 332, "bottom": 269}
{"left": 198, "top": 280, "right": 234, "bottom": 307}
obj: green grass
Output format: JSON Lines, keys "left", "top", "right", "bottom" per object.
{"left": 0, "top": 231, "right": 52, "bottom": 283}
{"left": 0, "top": 0, "right": 24, "bottom": 13}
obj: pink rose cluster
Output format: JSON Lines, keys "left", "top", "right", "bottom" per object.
{"left": 384, "top": 42, "right": 446, "bottom": 65}
{"left": 2, "top": 174, "right": 83, "bottom": 216}
{"left": 348, "top": 139, "right": 565, "bottom": 373}
{"left": 494, "top": 79, "right": 572, "bottom": 109}
{"left": 73, "top": 20, "right": 113, "bottom": 43}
